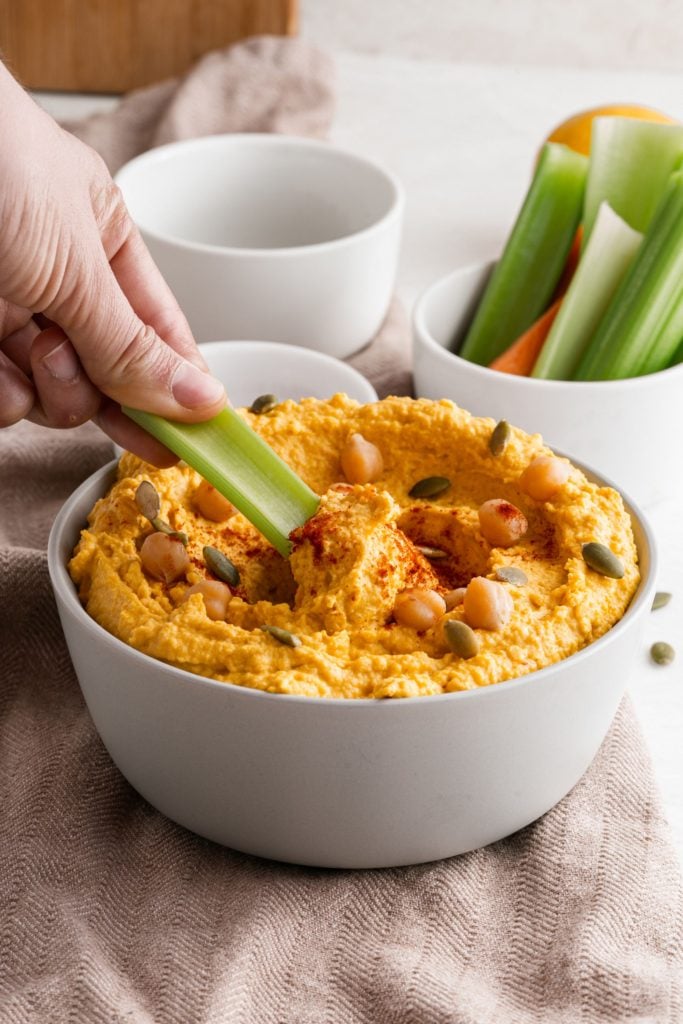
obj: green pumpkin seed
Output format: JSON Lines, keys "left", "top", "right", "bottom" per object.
{"left": 152, "top": 519, "right": 189, "bottom": 546}
{"left": 203, "top": 545, "right": 240, "bottom": 587}
{"left": 652, "top": 591, "right": 672, "bottom": 611}
{"left": 581, "top": 542, "right": 624, "bottom": 580}
{"left": 489, "top": 420, "right": 511, "bottom": 457}
{"left": 444, "top": 619, "right": 479, "bottom": 659}
{"left": 249, "top": 394, "right": 279, "bottom": 415}
{"left": 409, "top": 476, "right": 451, "bottom": 499}
{"left": 260, "top": 624, "right": 302, "bottom": 648}
{"left": 417, "top": 545, "right": 448, "bottom": 560}
{"left": 135, "top": 480, "right": 161, "bottom": 521}
{"left": 495, "top": 566, "right": 528, "bottom": 586}
{"left": 650, "top": 641, "right": 675, "bottom": 666}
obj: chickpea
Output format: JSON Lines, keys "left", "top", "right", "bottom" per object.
{"left": 444, "top": 587, "right": 466, "bottom": 610}
{"left": 182, "top": 580, "right": 232, "bottom": 621}
{"left": 393, "top": 588, "right": 446, "bottom": 630}
{"left": 140, "top": 532, "right": 190, "bottom": 585}
{"left": 478, "top": 499, "right": 528, "bottom": 548}
{"left": 463, "top": 576, "right": 513, "bottom": 631}
{"left": 340, "top": 433, "right": 384, "bottom": 485}
{"left": 194, "top": 479, "right": 236, "bottom": 522}
{"left": 520, "top": 456, "right": 570, "bottom": 502}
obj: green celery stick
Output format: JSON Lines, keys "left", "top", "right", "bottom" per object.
{"left": 457, "top": 143, "right": 588, "bottom": 366}
{"left": 583, "top": 117, "right": 683, "bottom": 242}
{"left": 532, "top": 202, "right": 642, "bottom": 380}
{"left": 574, "top": 170, "right": 683, "bottom": 381}
{"left": 123, "top": 406, "right": 320, "bottom": 557}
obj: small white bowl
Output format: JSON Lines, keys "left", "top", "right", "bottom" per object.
{"left": 115, "top": 134, "right": 404, "bottom": 359}
{"left": 413, "top": 261, "right": 683, "bottom": 507}
{"left": 49, "top": 455, "right": 655, "bottom": 869}
{"left": 199, "top": 340, "right": 377, "bottom": 407}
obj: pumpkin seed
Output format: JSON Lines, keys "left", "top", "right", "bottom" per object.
{"left": 581, "top": 542, "right": 624, "bottom": 580}
{"left": 650, "top": 641, "right": 675, "bottom": 666}
{"left": 203, "top": 545, "right": 240, "bottom": 587}
{"left": 152, "top": 519, "right": 188, "bottom": 546}
{"left": 417, "top": 545, "right": 448, "bottom": 560}
{"left": 444, "top": 619, "right": 479, "bottom": 659}
{"left": 489, "top": 419, "right": 511, "bottom": 457}
{"left": 260, "top": 624, "right": 302, "bottom": 648}
{"left": 495, "top": 566, "right": 528, "bottom": 586}
{"left": 652, "top": 591, "right": 672, "bottom": 611}
{"left": 135, "top": 480, "right": 160, "bottom": 521}
{"left": 249, "top": 393, "right": 279, "bottom": 415}
{"left": 409, "top": 476, "right": 451, "bottom": 499}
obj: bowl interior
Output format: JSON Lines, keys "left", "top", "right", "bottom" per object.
{"left": 199, "top": 340, "right": 378, "bottom": 407}
{"left": 116, "top": 135, "right": 401, "bottom": 251}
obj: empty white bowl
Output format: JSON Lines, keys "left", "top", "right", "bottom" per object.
{"left": 49, "top": 455, "right": 655, "bottom": 869}
{"left": 199, "top": 340, "right": 377, "bottom": 407}
{"left": 115, "top": 134, "right": 404, "bottom": 358}
{"left": 413, "top": 261, "right": 683, "bottom": 507}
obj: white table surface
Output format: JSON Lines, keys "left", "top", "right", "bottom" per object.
{"left": 34, "top": 50, "right": 683, "bottom": 860}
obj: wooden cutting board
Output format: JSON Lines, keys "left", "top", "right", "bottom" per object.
{"left": 0, "top": 0, "right": 298, "bottom": 93}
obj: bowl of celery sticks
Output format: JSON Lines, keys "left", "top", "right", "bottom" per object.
{"left": 413, "top": 116, "right": 683, "bottom": 506}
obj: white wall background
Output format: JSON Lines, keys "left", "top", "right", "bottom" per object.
{"left": 301, "top": 0, "right": 683, "bottom": 72}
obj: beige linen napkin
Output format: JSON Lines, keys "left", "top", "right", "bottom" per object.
{"left": 1, "top": 37, "right": 682, "bottom": 1023}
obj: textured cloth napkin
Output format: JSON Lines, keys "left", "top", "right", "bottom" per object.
{"left": 1, "top": 36, "right": 682, "bottom": 1024}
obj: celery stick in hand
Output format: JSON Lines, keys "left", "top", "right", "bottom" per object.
{"left": 583, "top": 117, "right": 683, "bottom": 242}
{"left": 457, "top": 143, "right": 588, "bottom": 366}
{"left": 532, "top": 202, "right": 642, "bottom": 379}
{"left": 575, "top": 170, "right": 683, "bottom": 381}
{"left": 124, "top": 406, "right": 320, "bottom": 557}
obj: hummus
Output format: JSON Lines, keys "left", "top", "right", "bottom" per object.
{"left": 69, "top": 396, "right": 640, "bottom": 698}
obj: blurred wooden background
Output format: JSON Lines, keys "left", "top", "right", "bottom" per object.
{"left": 0, "top": 0, "right": 298, "bottom": 92}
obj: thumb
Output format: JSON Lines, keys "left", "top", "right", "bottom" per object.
{"left": 49, "top": 248, "right": 225, "bottom": 421}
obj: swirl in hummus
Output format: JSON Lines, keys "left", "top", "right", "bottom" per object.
{"left": 69, "top": 396, "right": 640, "bottom": 698}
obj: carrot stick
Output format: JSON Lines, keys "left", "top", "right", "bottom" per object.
{"left": 489, "top": 298, "right": 563, "bottom": 375}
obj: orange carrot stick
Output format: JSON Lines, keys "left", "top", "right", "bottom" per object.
{"left": 489, "top": 298, "right": 563, "bottom": 375}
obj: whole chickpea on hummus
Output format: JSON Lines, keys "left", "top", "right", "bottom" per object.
{"left": 69, "top": 396, "right": 639, "bottom": 699}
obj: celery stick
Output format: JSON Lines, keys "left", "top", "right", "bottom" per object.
{"left": 583, "top": 118, "right": 683, "bottom": 242}
{"left": 532, "top": 203, "right": 642, "bottom": 379}
{"left": 574, "top": 170, "right": 683, "bottom": 381}
{"left": 457, "top": 143, "right": 588, "bottom": 366}
{"left": 123, "top": 406, "right": 320, "bottom": 557}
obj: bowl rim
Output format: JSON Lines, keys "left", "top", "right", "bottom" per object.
{"left": 114, "top": 133, "right": 405, "bottom": 259}
{"left": 197, "top": 339, "right": 379, "bottom": 404}
{"left": 413, "top": 259, "right": 683, "bottom": 391}
{"left": 48, "top": 446, "right": 657, "bottom": 711}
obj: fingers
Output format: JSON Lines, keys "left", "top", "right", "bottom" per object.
{"left": 95, "top": 400, "right": 179, "bottom": 468}
{"left": 29, "top": 326, "right": 101, "bottom": 428}
{"left": 0, "top": 349, "right": 34, "bottom": 426}
{"left": 46, "top": 237, "right": 225, "bottom": 422}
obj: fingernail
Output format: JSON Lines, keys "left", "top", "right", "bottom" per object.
{"left": 172, "top": 361, "right": 225, "bottom": 409}
{"left": 42, "top": 340, "right": 80, "bottom": 382}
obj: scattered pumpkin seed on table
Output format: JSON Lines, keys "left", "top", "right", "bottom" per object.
{"left": 260, "top": 624, "right": 302, "bottom": 648}
{"left": 652, "top": 591, "right": 672, "bottom": 611}
{"left": 203, "top": 545, "right": 240, "bottom": 587}
{"left": 409, "top": 476, "right": 451, "bottom": 499}
{"left": 650, "top": 641, "right": 675, "bottom": 666}
{"left": 581, "top": 542, "right": 624, "bottom": 579}
{"left": 489, "top": 420, "right": 511, "bottom": 457}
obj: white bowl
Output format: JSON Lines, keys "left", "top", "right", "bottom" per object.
{"left": 413, "top": 261, "right": 683, "bottom": 507}
{"left": 199, "top": 340, "right": 377, "bottom": 407}
{"left": 49, "top": 456, "right": 655, "bottom": 869}
{"left": 115, "top": 134, "right": 404, "bottom": 359}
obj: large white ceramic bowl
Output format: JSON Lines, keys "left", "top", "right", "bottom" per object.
{"left": 115, "top": 134, "right": 404, "bottom": 359}
{"left": 48, "top": 456, "right": 655, "bottom": 869}
{"left": 198, "top": 340, "right": 377, "bottom": 407}
{"left": 413, "top": 261, "right": 683, "bottom": 507}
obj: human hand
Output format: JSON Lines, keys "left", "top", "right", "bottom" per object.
{"left": 0, "top": 64, "right": 226, "bottom": 465}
